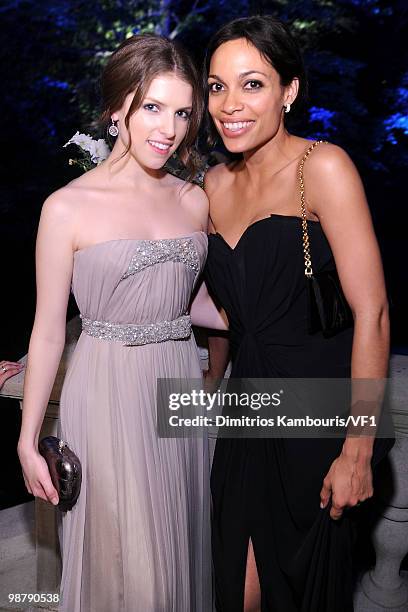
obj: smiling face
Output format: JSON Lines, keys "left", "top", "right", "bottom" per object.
{"left": 207, "top": 38, "right": 298, "bottom": 154}
{"left": 112, "top": 72, "right": 193, "bottom": 170}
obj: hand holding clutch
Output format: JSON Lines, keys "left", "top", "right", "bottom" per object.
{"left": 38, "top": 436, "right": 82, "bottom": 512}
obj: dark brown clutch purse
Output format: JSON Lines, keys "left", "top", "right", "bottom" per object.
{"left": 299, "top": 141, "right": 354, "bottom": 338}
{"left": 38, "top": 436, "right": 82, "bottom": 512}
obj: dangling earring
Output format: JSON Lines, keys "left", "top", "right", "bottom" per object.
{"left": 108, "top": 118, "right": 119, "bottom": 137}
{"left": 284, "top": 103, "right": 291, "bottom": 114}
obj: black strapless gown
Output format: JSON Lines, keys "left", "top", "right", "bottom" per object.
{"left": 204, "top": 214, "right": 393, "bottom": 612}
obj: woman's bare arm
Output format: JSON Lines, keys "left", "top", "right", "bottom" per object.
{"left": 201, "top": 169, "right": 231, "bottom": 385}
{"left": 181, "top": 182, "right": 228, "bottom": 331}
{"left": 17, "top": 190, "right": 76, "bottom": 503}
{"left": 204, "top": 335, "right": 230, "bottom": 392}
{"left": 190, "top": 279, "right": 228, "bottom": 330}
{"left": 305, "top": 144, "right": 389, "bottom": 518}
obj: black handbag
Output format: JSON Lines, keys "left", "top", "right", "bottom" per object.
{"left": 38, "top": 436, "right": 82, "bottom": 512}
{"left": 299, "top": 141, "right": 354, "bottom": 338}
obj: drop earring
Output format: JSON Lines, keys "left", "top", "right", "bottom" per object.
{"left": 284, "top": 103, "right": 291, "bottom": 114}
{"left": 108, "top": 118, "right": 119, "bottom": 137}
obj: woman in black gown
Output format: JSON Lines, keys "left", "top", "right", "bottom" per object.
{"left": 202, "top": 16, "right": 394, "bottom": 612}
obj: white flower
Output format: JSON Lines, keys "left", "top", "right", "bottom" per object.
{"left": 63, "top": 131, "right": 93, "bottom": 152}
{"left": 91, "top": 139, "right": 110, "bottom": 164}
{"left": 63, "top": 132, "right": 110, "bottom": 165}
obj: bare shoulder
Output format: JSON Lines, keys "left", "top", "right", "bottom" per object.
{"left": 39, "top": 172, "right": 100, "bottom": 240}
{"left": 203, "top": 162, "right": 232, "bottom": 197}
{"left": 180, "top": 181, "right": 209, "bottom": 212}
{"left": 304, "top": 142, "right": 359, "bottom": 184}
{"left": 35, "top": 185, "right": 84, "bottom": 254}
{"left": 41, "top": 166, "right": 104, "bottom": 222}
{"left": 41, "top": 184, "right": 79, "bottom": 223}
{"left": 179, "top": 181, "right": 209, "bottom": 229}
{"left": 303, "top": 142, "right": 367, "bottom": 219}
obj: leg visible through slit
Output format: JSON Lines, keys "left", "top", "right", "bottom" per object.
{"left": 244, "top": 537, "right": 261, "bottom": 612}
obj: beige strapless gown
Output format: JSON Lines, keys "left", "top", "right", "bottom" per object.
{"left": 56, "top": 232, "right": 212, "bottom": 612}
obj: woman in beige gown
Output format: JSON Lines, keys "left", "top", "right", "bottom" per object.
{"left": 18, "top": 34, "right": 226, "bottom": 612}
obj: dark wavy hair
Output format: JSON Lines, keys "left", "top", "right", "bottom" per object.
{"left": 203, "top": 15, "right": 308, "bottom": 148}
{"left": 100, "top": 33, "right": 204, "bottom": 180}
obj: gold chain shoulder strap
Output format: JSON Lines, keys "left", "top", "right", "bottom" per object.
{"left": 298, "top": 140, "right": 328, "bottom": 277}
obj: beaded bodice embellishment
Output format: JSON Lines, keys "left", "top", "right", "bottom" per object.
{"left": 80, "top": 313, "right": 192, "bottom": 346}
{"left": 121, "top": 237, "right": 200, "bottom": 280}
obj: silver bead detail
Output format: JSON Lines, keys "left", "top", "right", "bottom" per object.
{"left": 121, "top": 237, "right": 200, "bottom": 280}
{"left": 80, "top": 314, "right": 192, "bottom": 346}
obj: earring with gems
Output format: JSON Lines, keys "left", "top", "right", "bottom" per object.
{"left": 284, "top": 103, "right": 291, "bottom": 114}
{"left": 108, "top": 118, "right": 119, "bottom": 137}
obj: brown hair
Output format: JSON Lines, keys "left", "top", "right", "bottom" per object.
{"left": 100, "top": 34, "right": 204, "bottom": 180}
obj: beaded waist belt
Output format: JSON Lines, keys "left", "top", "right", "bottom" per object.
{"left": 80, "top": 313, "right": 192, "bottom": 346}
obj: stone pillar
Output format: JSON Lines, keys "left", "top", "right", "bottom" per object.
{"left": 360, "top": 354, "right": 408, "bottom": 609}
